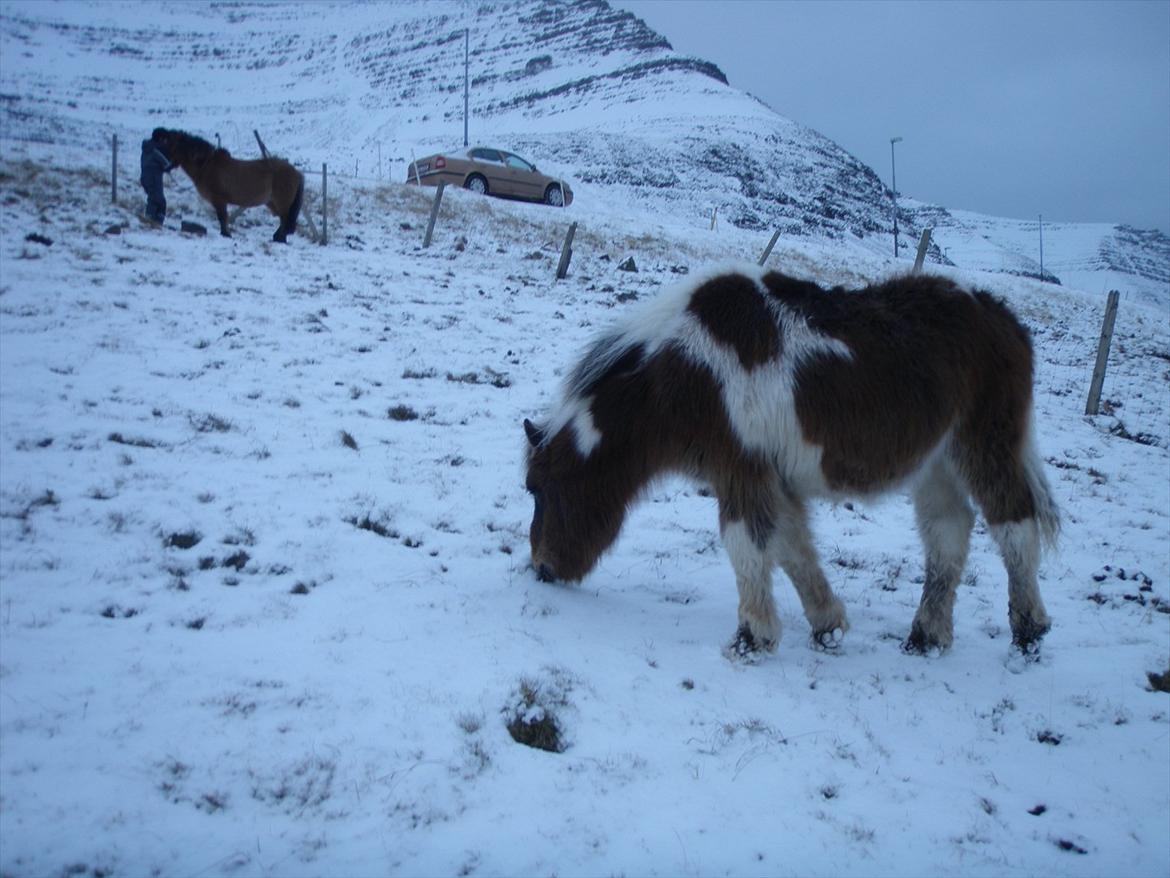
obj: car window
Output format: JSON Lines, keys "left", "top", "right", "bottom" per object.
{"left": 504, "top": 154, "right": 534, "bottom": 172}
{"left": 470, "top": 148, "right": 503, "bottom": 164}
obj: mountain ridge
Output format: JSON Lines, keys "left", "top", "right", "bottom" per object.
{"left": 1, "top": 0, "right": 1165, "bottom": 304}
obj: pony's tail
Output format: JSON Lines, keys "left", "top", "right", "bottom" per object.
{"left": 1022, "top": 429, "right": 1061, "bottom": 551}
{"left": 286, "top": 176, "right": 304, "bottom": 235}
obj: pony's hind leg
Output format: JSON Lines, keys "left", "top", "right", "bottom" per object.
{"left": 904, "top": 456, "right": 975, "bottom": 654}
{"left": 959, "top": 434, "right": 1055, "bottom": 652}
{"left": 992, "top": 518, "right": 1049, "bottom": 651}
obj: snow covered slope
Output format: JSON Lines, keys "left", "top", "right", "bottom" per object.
{"left": 1, "top": 0, "right": 1166, "bottom": 305}
{"left": 0, "top": 139, "right": 1168, "bottom": 877}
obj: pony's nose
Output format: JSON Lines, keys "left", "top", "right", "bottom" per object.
{"left": 536, "top": 562, "right": 556, "bottom": 583}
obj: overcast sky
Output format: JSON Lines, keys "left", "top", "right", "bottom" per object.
{"left": 617, "top": 0, "right": 1170, "bottom": 234}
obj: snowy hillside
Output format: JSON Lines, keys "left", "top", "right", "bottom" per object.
{"left": 1, "top": 0, "right": 1167, "bottom": 305}
{"left": 1, "top": 137, "right": 1168, "bottom": 876}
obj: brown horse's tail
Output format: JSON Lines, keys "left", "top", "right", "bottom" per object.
{"left": 285, "top": 175, "right": 304, "bottom": 235}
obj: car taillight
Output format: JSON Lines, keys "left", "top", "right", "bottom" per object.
{"left": 435, "top": 156, "right": 446, "bottom": 169}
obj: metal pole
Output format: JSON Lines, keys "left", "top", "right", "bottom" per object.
{"left": 890, "top": 136, "right": 902, "bottom": 258}
{"left": 321, "top": 163, "right": 328, "bottom": 246}
{"left": 1085, "top": 290, "right": 1120, "bottom": 415}
{"left": 111, "top": 135, "right": 118, "bottom": 204}
{"left": 463, "top": 29, "right": 470, "bottom": 148}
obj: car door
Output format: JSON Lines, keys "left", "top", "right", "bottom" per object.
{"left": 501, "top": 152, "right": 543, "bottom": 202}
{"left": 467, "top": 148, "right": 509, "bottom": 194}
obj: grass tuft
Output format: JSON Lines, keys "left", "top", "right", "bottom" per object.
{"left": 504, "top": 676, "right": 568, "bottom": 753}
{"left": 387, "top": 404, "right": 419, "bottom": 421}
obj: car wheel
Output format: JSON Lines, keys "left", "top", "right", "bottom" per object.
{"left": 465, "top": 174, "right": 488, "bottom": 195}
{"left": 544, "top": 184, "right": 565, "bottom": 207}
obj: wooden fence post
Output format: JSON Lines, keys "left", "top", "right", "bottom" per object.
{"left": 913, "top": 228, "right": 932, "bottom": 272}
{"left": 111, "top": 135, "right": 118, "bottom": 204}
{"left": 321, "top": 163, "right": 328, "bottom": 246}
{"left": 710, "top": 207, "right": 718, "bottom": 231}
{"left": 422, "top": 181, "right": 445, "bottom": 248}
{"left": 758, "top": 230, "right": 781, "bottom": 267}
{"left": 253, "top": 130, "right": 269, "bottom": 158}
{"left": 556, "top": 222, "right": 577, "bottom": 280}
{"left": 1085, "top": 290, "right": 1120, "bottom": 415}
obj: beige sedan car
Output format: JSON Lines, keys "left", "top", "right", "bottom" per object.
{"left": 407, "top": 146, "right": 573, "bottom": 207}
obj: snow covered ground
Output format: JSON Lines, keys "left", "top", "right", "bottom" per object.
{"left": 1, "top": 147, "right": 1167, "bottom": 877}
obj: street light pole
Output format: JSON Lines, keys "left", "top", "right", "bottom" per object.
{"left": 890, "top": 136, "right": 903, "bottom": 258}
{"left": 463, "top": 28, "right": 470, "bottom": 147}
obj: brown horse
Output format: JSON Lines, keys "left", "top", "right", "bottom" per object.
{"left": 154, "top": 128, "right": 304, "bottom": 243}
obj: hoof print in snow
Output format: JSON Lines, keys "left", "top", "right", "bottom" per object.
{"left": 221, "top": 550, "right": 250, "bottom": 571}
{"left": 164, "top": 530, "right": 202, "bottom": 550}
{"left": 100, "top": 604, "right": 138, "bottom": 619}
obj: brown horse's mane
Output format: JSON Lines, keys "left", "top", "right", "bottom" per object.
{"left": 162, "top": 129, "right": 230, "bottom": 162}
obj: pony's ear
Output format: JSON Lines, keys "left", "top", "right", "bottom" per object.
{"left": 523, "top": 418, "right": 545, "bottom": 447}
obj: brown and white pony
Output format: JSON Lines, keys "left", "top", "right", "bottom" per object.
{"left": 523, "top": 267, "right": 1060, "bottom": 658}
{"left": 153, "top": 128, "right": 304, "bottom": 243}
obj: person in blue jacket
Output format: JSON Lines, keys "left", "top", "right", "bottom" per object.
{"left": 140, "top": 129, "right": 174, "bottom": 224}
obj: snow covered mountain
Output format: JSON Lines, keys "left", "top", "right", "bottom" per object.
{"left": 1, "top": 0, "right": 1166, "bottom": 305}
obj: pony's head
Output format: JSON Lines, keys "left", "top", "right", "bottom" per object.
{"left": 523, "top": 416, "right": 629, "bottom": 584}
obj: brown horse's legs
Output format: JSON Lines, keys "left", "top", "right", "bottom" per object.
{"left": 215, "top": 203, "right": 231, "bottom": 237}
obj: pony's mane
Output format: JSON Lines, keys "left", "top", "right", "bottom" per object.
{"left": 542, "top": 263, "right": 770, "bottom": 445}
{"left": 167, "top": 130, "right": 220, "bottom": 158}
{"left": 565, "top": 333, "right": 646, "bottom": 402}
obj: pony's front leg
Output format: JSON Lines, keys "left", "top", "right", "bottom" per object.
{"left": 720, "top": 518, "right": 780, "bottom": 658}
{"left": 214, "top": 203, "right": 231, "bottom": 237}
{"left": 771, "top": 493, "right": 849, "bottom": 650}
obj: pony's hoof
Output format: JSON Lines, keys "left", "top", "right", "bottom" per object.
{"left": 812, "top": 627, "right": 846, "bottom": 651}
{"left": 901, "top": 624, "right": 950, "bottom": 656}
{"left": 724, "top": 624, "right": 775, "bottom": 662}
{"left": 1011, "top": 617, "right": 1050, "bottom": 656}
